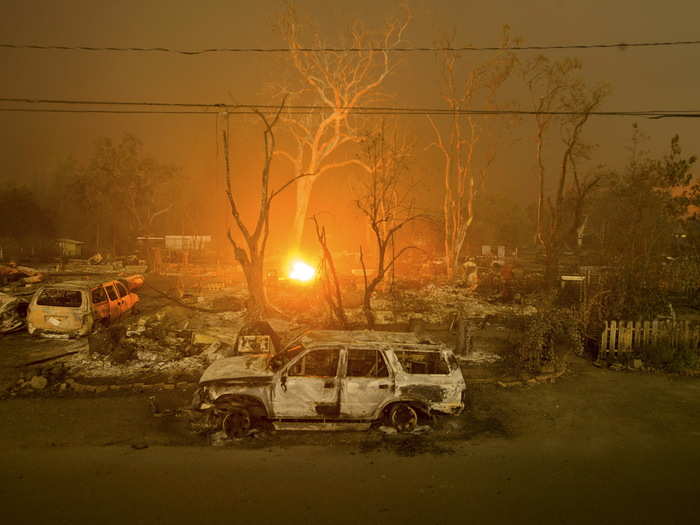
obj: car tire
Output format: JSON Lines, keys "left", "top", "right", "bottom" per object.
{"left": 388, "top": 403, "right": 418, "bottom": 433}
{"left": 222, "top": 408, "right": 252, "bottom": 439}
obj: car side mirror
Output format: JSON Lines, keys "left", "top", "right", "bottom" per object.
{"left": 280, "top": 374, "right": 287, "bottom": 392}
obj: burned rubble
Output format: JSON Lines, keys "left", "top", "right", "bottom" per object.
{"left": 0, "top": 261, "right": 562, "bottom": 404}
{"left": 73, "top": 305, "right": 247, "bottom": 381}
{"left": 1, "top": 268, "right": 315, "bottom": 399}
{"left": 0, "top": 292, "right": 28, "bottom": 334}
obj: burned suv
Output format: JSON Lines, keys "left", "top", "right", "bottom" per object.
{"left": 193, "top": 331, "right": 466, "bottom": 437}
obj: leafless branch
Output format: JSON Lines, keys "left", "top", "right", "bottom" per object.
{"left": 270, "top": 172, "right": 314, "bottom": 201}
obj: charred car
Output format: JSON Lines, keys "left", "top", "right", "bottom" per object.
{"left": 193, "top": 331, "right": 466, "bottom": 437}
{"left": 0, "top": 292, "right": 29, "bottom": 334}
{"left": 26, "top": 276, "right": 142, "bottom": 338}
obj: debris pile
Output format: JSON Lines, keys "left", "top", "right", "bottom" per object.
{"left": 0, "top": 263, "right": 44, "bottom": 286}
{"left": 342, "top": 284, "right": 538, "bottom": 328}
{"left": 0, "top": 292, "right": 28, "bottom": 334}
{"left": 61, "top": 304, "right": 250, "bottom": 384}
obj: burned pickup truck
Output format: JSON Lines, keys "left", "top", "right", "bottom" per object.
{"left": 192, "top": 331, "right": 466, "bottom": 437}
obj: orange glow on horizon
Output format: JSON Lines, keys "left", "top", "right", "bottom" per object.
{"left": 288, "top": 260, "right": 316, "bottom": 282}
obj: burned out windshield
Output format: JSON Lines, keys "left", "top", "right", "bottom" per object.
{"left": 394, "top": 350, "right": 450, "bottom": 375}
{"left": 36, "top": 289, "right": 83, "bottom": 308}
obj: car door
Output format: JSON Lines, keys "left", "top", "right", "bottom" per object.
{"left": 272, "top": 347, "right": 341, "bottom": 419}
{"left": 91, "top": 286, "right": 110, "bottom": 322}
{"left": 103, "top": 283, "right": 121, "bottom": 321}
{"left": 114, "top": 281, "right": 132, "bottom": 314}
{"left": 340, "top": 348, "right": 395, "bottom": 419}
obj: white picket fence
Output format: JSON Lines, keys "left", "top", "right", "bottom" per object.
{"left": 599, "top": 320, "right": 700, "bottom": 361}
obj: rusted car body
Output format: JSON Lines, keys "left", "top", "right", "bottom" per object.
{"left": 193, "top": 331, "right": 466, "bottom": 436}
{"left": 26, "top": 276, "right": 142, "bottom": 338}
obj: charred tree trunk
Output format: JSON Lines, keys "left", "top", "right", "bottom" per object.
{"left": 360, "top": 244, "right": 386, "bottom": 331}
{"left": 312, "top": 216, "right": 347, "bottom": 328}
{"left": 543, "top": 246, "right": 560, "bottom": 285}
{"left": 239, "top": 254, "right": 267, "bottom": 321}
{"left": 222, "top": 100, "right": 309, "bottom": 321}
{"left": 356, "top": 124, "right": 419, "bottom": 329}
{"left": 362, "top": 279, "right": 380, "bottom": 330}
{"left": 111, "top": 224, "right": 117, "bottom": 257}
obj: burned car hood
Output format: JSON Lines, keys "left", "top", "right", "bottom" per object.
{"left": 199, "top": 354, "right": 273, "bottom": 384}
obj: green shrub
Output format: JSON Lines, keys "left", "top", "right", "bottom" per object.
{"left": 638, "top": 343, "right": 675, "bottom": 369}
{"left": 503, "top": 308, "right": 583, "bottom": 374}
{"left": 669, "top": 345, "right": 700, "bottom": 372}
{"left": 638, "top": 342, "right": 700, "bottom": 372}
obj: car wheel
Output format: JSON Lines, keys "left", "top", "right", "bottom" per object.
{"left": 222, "top": 408, "right": 252, "bottom": 438}
{"left": 388, "top": 403, "right": 418, "bottom": 433}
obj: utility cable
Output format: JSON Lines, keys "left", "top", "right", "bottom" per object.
{"left": 1, "top": 97, "right": 699, "bottom": 118}
{"left": 1, "top": 107, "right": 698, "bottom": 119}
{"left": 1, "top": 39, "right": 700, "bottom": 55}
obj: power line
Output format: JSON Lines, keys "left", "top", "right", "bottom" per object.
{"left": 0, "top": 96, "right": 226, "bottom": 108}
{"left": 0, "top": 108, "right": 326, "bottom": 116}
{"left": 1, "top": 97, "right": 699, "bottom": 118}
{"left": 1, "top": 39, "right": 700, "bottom": 55}
{"left": 0, "top": 108, "right": 217, "bottom": 115}
{"left": 1, "top": 107, "right": 698, "bottom": 119}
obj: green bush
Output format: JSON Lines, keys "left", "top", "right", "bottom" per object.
{"left": 638, "top": 342, "right": 700, "bottom": 373}
{"left": 669, "top": 345, "right": 700, "bottom": 372}
{"left": 503, "top": 308, "right": 582, "bottom": 374}
{"left": 638, "top": 343, "right": 675, "bottom": 369}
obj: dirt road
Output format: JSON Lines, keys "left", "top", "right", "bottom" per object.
{"left": 1, "top": 359, "right": 699, "bottom": 525}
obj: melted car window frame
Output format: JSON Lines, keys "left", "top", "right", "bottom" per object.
{"left": 288, "top": 348, "right": 340, "bottom": 378}
{"left": 394, "top": 350, "right": 450, "bottom": 375}
{"left": 346, "top": 348, "right": 389, "bottom": 378}
{"left": 115, "top": 282, "right": 128, "bottom": 298}
{"left": 91, "top": 286, "right": 108, "bottom": 304}
{"left": 105, "top": 284, "right": 118, "bottom": 301}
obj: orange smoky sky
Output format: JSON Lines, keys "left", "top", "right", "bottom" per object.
{"left": 0, "top": 0, "right": 698, "bottom": 257}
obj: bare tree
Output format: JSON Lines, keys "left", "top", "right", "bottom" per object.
{"left": 222, "top": 100, "right": 308, "bottom": 320}
{"left": 523, "top": 56, "right": 609, "bottom": 280}
{"left": 72, "top": 134, "right": 176, "bottom": 256}
{"left": 311, "top": 215, "right": 347, "bottom": 328}
{"left": 123, "top": 168, "right": 174, "bottom": 240}
{"left": 567, "top": 168, "right": 605, "bottom": 254}
{"left": 557, "top": 83, "right": 609, "bottom": 254}
{"left": 428, "top": 31, "right": 517, "bottom": 280}
{"left": 356, "top": 124, "right": 420, "bottom": 329}
{"left": 522, "top": 56, "right": 580, "bottom": 248}
{"left": 276, "top": 4, "right": 411, "bottom": 249}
